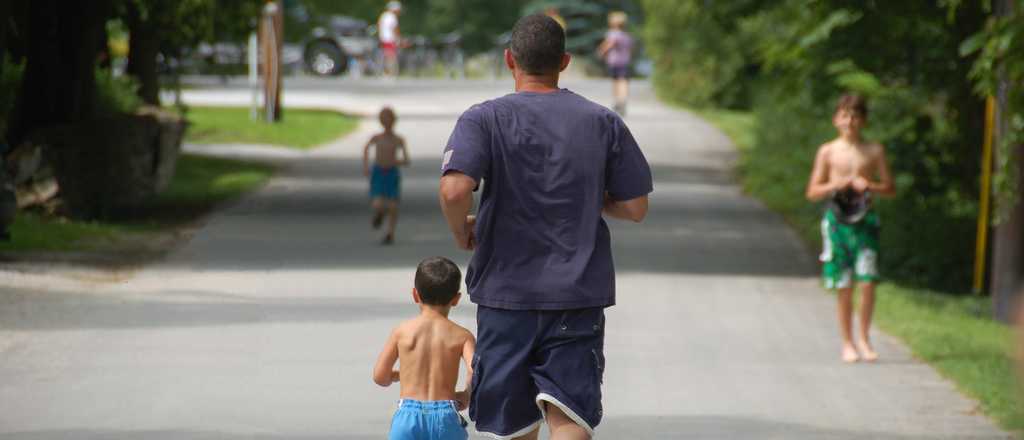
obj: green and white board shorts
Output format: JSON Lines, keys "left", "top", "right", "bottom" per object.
{"left": 820, "top": 208, "right": 880, "bottom": 289}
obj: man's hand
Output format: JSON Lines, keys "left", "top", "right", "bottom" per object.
{"left": 454, "top": 390, "right": 470, "bottom": 411}
{"left": 454, "top": 215, "right": 476, "bottom": 250}
{"left": 390, "top": 370, "right": 400, "bottom": 383}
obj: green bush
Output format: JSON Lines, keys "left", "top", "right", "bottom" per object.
{"left": 95, "top": 68, "right": 142, "bottom": 116}
{"left": 646, "top": 1, "right": 990, "bottom": 291}
{"left": 0, "top": 59, "right": 25, "bottom": 136}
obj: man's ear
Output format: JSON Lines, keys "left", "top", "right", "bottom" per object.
{"left": 558, "top": 53, "right": 571, "bottom": 73}
{"left": 449, "top": 292, "right": 462, "bottom": 307}
{"left": 412, "top": 288, "right": 422, "bottom": 304}
{"left": 505, "top": 48, "right": 516, "bottom": 72}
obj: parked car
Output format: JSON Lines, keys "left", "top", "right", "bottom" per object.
{"left": 302, "top": 15, "right": 377, "bottom": 76}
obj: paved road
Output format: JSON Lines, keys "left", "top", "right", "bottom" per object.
{"left": 0, "top": 77, "right": 1010, "bottom": 439}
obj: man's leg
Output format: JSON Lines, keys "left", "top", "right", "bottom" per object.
{"left": 513, "top": 428, "right": 539, "bottom": 440}
{"left": 856, "top": 282, "right": 879, "bottom": 361}
{"left": 545, "top": 402, "right": 591, "bottom": 440}
{"left": 838, "top": 286, "right": 859, "bottom": 362}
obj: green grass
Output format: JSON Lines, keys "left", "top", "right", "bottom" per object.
{"left": 182, "top": 106, "right": 358, "bottom": 149}
{"left": 694, "top": 108, "right": 758, "bottom": 152}
{"left": 874, "top": 285, "right": 1021, "bottom": 432}
{"left": 0, "top": 153, "right": 274, "bottom": 253}
{"left": 699, "top": 108, "right": 1024, "bottom": 433}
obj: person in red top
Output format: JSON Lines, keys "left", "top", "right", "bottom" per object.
{"left": 378, "top": 1, "right": 402, "bottom": 78}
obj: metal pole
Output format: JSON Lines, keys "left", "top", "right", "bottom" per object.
{"left": 973, "top": 96, "right": 997, "bottom": 294}
{"left": 248, "top": 31, "right": 259, "bottom": 121}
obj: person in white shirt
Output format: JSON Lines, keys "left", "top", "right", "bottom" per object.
{"left": 378, "top": 1, "right": 402, "bottom": 78}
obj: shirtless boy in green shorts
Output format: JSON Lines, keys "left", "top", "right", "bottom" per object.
{"left": 805, "top": 94, "right": 895, "bottom": 363}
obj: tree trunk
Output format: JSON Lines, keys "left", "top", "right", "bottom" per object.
{"left": 7, "top": 0, "right": 111, "bottom": 145}
{"left": 125, "top": 3, "right": 161, "bottom": 106}
{"left": 990, "top": 0, "right": 1021, "bottom": 322}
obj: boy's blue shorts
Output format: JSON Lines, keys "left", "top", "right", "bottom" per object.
{"left": 388, "top": 399, "right": 467, "bottom": 440}
{"left": 370, "top": 165, "right": 401, "bottom": 200}
{"left": 469, "top": 306, "right": 606, "bottom": 439}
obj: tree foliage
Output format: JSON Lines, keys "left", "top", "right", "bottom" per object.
{"left": 642, "top": 0, "right": 998, "bottom": 290}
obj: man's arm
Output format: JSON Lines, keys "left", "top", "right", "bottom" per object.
{"left": 439, "top": 172, "right": 477, "bottom": 250}
{"left": 805, "top": 144, "right": 845, "bottom": 201}
{"left": 372, "top": 328, "right": 400, "bottom": 387}
{"left": 603, "top": 194, "right": 648, "bottom": 222}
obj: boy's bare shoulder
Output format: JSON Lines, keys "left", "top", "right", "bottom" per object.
{"left": 445, "top": 319, "right": 475, "bottom": 342}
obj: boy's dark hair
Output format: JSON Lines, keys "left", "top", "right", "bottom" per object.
{"left": 509, "top": 14, "right": 566, "bottom": 75}
{"left": 835, "top": 94, "right": 868, "bottom": 119}
{"left": 414, "top": 257, "right": 462, "bottom": 305}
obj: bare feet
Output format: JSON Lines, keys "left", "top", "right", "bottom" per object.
{"left": 842, "top": 344, "right": 860, "bottom": 363}
{"left": 856, "top": 340, "right": 879, "bottom": 362}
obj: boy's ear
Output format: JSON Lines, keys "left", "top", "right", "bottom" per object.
{"left": 412, "top": 288, "right": 422, "bottom": 304}
{"left": 449, "top": 292, "right": 462, "bottom": 307}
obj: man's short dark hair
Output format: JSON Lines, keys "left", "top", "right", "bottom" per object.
{"left": 509, "top": 14, "right": 566, "bottom": 75}
{"left": 414, "top": 257, "right": 462, "bottom": 305}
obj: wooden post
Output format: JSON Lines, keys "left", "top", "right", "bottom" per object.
{"left": 259, "top": 0, "right": 283, "bottom": 122}
{"left": 990, "top": 0, "right": 1021, "bottom": 322}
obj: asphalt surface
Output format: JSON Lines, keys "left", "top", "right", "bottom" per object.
{"left": 0, "top": 76, "right": 1011, "bottom": 439}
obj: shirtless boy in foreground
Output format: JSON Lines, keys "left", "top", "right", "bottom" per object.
{"left": 805, "top": 94, "right": 895, "bottom": 363}
{"left": 363, "top": 107, "right": 409, "bottom": 245}
{"left": 373, "top": 256, "right": 475, "bottom": 439}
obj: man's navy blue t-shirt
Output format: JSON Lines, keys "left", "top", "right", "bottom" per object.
{"left": 441, "top": 89, "right": 653, "bottom": 310}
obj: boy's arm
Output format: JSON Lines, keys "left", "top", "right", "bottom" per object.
{"left": 363, "top": 137, "right": 375, "bottom": 177}
{"left": 805, "top": 144, "right": 844, "bottom": 201}
{"left": 372, "top": 328, "right": 400, "bottom": 387}
{"left": 454, "top": 333, "right": 476, "bottom": 410}
{"left": 865, "top": 145, "right": 895, "bottom": 197}
{"left": 399, "top": 137, "right": 410, "bottom": 166}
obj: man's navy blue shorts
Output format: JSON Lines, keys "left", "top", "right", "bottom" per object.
{"left": 469, "top": 305, "right": 606, "bottom": 438}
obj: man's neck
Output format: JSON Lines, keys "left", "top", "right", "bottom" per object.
{"left": 419, "top": 305, "right": 451, "bottom": 319}
{"left": 515, "top": 73, "right": 560, "bottom": 93}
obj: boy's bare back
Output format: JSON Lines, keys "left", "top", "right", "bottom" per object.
{"left": 380, "top": 313, "right": 475, "bottom": 402}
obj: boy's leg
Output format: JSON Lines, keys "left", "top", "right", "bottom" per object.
{"left": 382, "top": 200, "right": 398, "bottom": 244}
{"left": 856, "top": 282, "right": 879, "bottom": 361}
{"left": 371, "top": 197, "right": 385, "bottom": 229}
{"left": 837, "top": 287, "right": 859, "bottom": 362}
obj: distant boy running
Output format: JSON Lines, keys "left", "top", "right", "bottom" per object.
{"left": 373, "top": 256, "right": 476, "bottom": 440}
{"left": 805, "top": 94, "right": 895, "bottom": 363}
{"left": 363, "top": 107, "right": 409, "bottom": 245}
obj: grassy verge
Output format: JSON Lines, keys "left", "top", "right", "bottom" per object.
{"left": 182, "top": 106, "right": 358, "bottom": 149}
{"left": 0, "top": 153, "right": 274, "bottom": 253}
{"left": 698, "top": 108, "right": 1023, "bottom": 432}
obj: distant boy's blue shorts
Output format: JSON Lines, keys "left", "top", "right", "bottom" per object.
{"left": 469, "top": 306, "right": 606, "bottom": 439}
{"left": 370, "top": 165, "right": 401, "bottom": 200}
{"left": 389, "top": 399, "right": 467, "bottom": 440}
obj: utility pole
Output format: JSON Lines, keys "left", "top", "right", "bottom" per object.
{"left": 259, "top": 0, "right": 283, "bottom": 122}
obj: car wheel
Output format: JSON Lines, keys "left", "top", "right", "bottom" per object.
{"left": 304, "top": 41, "right": 346, "bottom": 76}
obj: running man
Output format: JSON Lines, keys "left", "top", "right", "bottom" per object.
{"left": 805, "top": 94, "right": 895, "bottom": 363}
{"left": 439, "top": 14, "right": 652, "bottom": 439}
